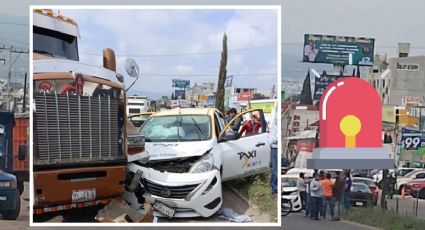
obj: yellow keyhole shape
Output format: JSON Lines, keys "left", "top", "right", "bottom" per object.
{"left": 340, "top": 115, "right": 361, "bottom": 148}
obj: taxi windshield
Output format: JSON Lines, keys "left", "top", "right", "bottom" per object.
{"left": 140, "top": 115, "right": 211, "bottom": 142}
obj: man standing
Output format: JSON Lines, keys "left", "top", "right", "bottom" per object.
{"left": 304, "top": 174, "right": 312, "bottom": 218}
{"left": 228, "top": 108, "right": 241, "bottom": 131}
{"left": 297, "top": 173, "right": 307, "bottom": 210}
{"left": 309, "top": 173, "right": 323, "bottom": 220}
{"left": 332, "top": 171, "right": 345, "bottom": 221}
{"left": 344, "top": 171, "right": 352, "bottom": 209}
{"left": 267, "top": 109, "right": 278, "bottom": 196}
{"left": 321, "top": 173, "right": 334, "bottom": 219}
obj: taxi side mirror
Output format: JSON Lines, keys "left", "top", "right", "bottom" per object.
{"left": 18, "top": 144, "right": 27, "bottom": 161}
{"left": 219, "top": 131, "right": 240, "bottom": 143}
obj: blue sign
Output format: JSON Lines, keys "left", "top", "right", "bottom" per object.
{"left": 172, "top": 79, "right": 190, "bottom": 88}
{"left": 175, "top": 90, "right": 185, "bottom": 99}
{"left": 225, "top": 75, "right": 233, "bottom": 88}
{"left": 314, "top": 74, "right": 343, "bottom": 100}
{"left": 401, "top": 128, "right": 425, "bottom": 150}
{"left": 206, "top": 96, "right": 216, "bottom": 106}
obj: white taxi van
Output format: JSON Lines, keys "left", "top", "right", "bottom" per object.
{"left": 124, "top": 108, "right": 271, "bottom": 218}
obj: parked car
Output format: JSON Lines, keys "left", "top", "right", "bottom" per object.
{"left": 396, "top": 170, "right": 425, "bottom": 194}
{"left": 352, "top": 177, "right": 379, "bottom": 205}
{"left": 352, "top": 169, "right": 373, "bottom": 178}
{"left": 281, "top": 174, "right": 302, "bottom": 212}
{"left": 350, "top": 182, "right": 374, "bottom": 207}
{"left": 286, "top": 168, "right": 314, "bottom": 178}
{"left": 404, "top": 179, "right": 425, "bottom": 199}
{"left": 372, "top": 168, "right": 416, "bottom": 184}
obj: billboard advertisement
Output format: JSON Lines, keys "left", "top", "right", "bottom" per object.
{"left": 175, "top": 89, "right": 185, "bottom": 99}
{"left": 237, "top": 91, "right": 254, "bottom": 101}
{"left": 172, "top": 79, "right": 190, "bottom": 88}
{"left": 401, "top": 128, "right": 425, "bottom": 150}
{"left": 303, "top": 34, "right": 375, "bottom": 66}
{"left": 224, "top": 75, "right": 233, "bottom": 88}
{"left": 314, "top": 73, "right": 342, "bottom": 100}
{"left": 249, "top": 100, "right": 276, "bottom": 114}
{"left": 205, "top": 96, "right": 216, "bottom": 106}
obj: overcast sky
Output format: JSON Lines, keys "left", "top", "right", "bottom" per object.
{"left": 60, "top": 9, "right": 278, "bottom": 98}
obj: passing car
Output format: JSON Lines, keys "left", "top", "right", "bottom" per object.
{"left": 124, "top": 108, "right": 271, "bottom": 218}
{"left": 0, "top": 171, "right": 20, "bottom": 220}
{"left": 350, "top": 182, "right": 374, "bottom": 207}
{"left": 281, "top": 174, "right": 302, "bottom": 212}
{"left": 396, "top": 170, "right": 425, "bottom": 194}
{"left": 352, "top": 177, "right": 379, "bottom": 205}
{"left": 286, "top": 168, "right": 314, "bottom": 178}
{"left": 404, "top": 179, "right": 425, "bottom": 199}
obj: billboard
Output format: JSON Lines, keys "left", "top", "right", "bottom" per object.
{"left": 205, "top": 96, "right": 216, "bottom": 106}
{"left": 313, "top": 73, "right": 342, "bottom": 100}
{"left": 401, "top": 128, "right": 425, "bottom": 150}
{"left": 237, "top": 91, "right": 254, "bottom": 101}
{"left": 249, "top": 101, "right": 276, "bottom": 114}
{"left": 225, "top": 75, "right": 233, "bottom": 88}
{"left": 303, "top": 34, "right": 375, "bottom": 66}
{"left": 172, "top": 79, "right": 190, "bottom": 88}
{"left": 174, "top": 89, "right": 185, "bottom": 99}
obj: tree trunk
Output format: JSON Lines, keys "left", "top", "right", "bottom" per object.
{"left": 215, "top": 33, "right": 227, "bottom": 114}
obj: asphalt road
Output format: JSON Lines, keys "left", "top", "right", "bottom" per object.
{"left": 0, "top": 182, "right": 29, "bottom": 230}
{"left": 282, "top": 210, "right": 376, "bottom": 230}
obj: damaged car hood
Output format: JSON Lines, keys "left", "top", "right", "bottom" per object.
{"left": 145, "top": 140, "right": 213, "bottom": 161}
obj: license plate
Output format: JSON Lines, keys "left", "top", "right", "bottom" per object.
{"left": 71, "top": 189, "right": 96, "bottom": 203}
{"left": 356, "top": 202, "right": 363, "bottom": 206}
{"left": 0, "top": 196, "right": 7, "bottom": 201}
{"left": 153, "top": 201, "right": 175, "bottom": 218}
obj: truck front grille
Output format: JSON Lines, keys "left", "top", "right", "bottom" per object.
{"left": 34, "top": 92, "right": 120, "bottom": 165}
{"left": 142, "top": 179, "right": 200, "bottom": 199}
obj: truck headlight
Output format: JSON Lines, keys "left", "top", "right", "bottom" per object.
{"left": 189, "top": 153, "right": 214, "bottom": 173}
{"left": 0, "top": 180, "right": 15, "bottom": 188}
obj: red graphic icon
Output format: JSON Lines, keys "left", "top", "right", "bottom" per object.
{"left": 307, "top": 77, "right": 393, "bottom": 169}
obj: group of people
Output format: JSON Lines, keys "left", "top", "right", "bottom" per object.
{"left": 297, "top": 170, "right": 352, "bottom": 221}
{"left": 224, "top": 108, "right": 261, "bottom": 137}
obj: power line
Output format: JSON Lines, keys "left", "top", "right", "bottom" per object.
{"left": 0, "top": 20, "right": 29, "bottom": 27}
{"left": 139, "top": 73, "right": 276, "bottom": 77}
{"left": 80, "top": 44, "right": 276, "bottom": 58}
{"left": 0, "top": 36, "right": 29, "bottom": 45}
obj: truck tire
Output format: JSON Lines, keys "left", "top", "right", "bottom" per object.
{"left": 1, "top": 193, "right": 20, "bottom": 220}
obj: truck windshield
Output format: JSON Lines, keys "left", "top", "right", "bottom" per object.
{"left": 33, "top": 26, "right": 79, "bottom": 61}
{"left": 141, "top": 115, "right": 211, "bottom": 142}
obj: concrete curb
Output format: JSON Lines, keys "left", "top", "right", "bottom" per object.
{"left": 224, "top": 183, "right": 260, "bottom": 210}
{"left": 341, "top": 220, "right": 383, "bottom": 230}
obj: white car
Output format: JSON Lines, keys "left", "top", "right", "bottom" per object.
{"left": 396, "top": 170, "right": 425, "bottom": 194}
{"left": 124, "top": 108, "right": 271, "bottom": 218}
{"left": 286, "top": 168, "right": 314, "bottom": 178}
{"left": 281, "top": 174, "right": 302, "bottom": 212}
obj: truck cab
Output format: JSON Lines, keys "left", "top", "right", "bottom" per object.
{"left": 32, "top": 9, "right": 131, "bottom": 218}
{"left": 0, "top": 171, "right": 20, "bottom": 220}
{"left": 124, "top": 108, "right": 271, "bottom": 218}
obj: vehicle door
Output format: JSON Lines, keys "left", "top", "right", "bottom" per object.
{"left": 217, "top": 109, "right": 271, "bottom": 181}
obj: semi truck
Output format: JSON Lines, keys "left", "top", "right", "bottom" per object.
{"left": 32, "top": 9, "right": 142, "bottom": 220}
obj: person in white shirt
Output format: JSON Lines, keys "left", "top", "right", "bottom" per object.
{"left": 309, "top": 173, "right": 323, "bottom": 220}
{"left": 297, "top": 173, "right": 307, "bottom": 210}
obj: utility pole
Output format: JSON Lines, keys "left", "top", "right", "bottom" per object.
{"left": 215, "top": 33, "right": 227, "bottom": 114}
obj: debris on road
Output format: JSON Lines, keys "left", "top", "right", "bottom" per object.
{"left": 95, "top": 200, "right": 154, "bottom": 223}
{"left": 216, "top": 208, "right": 252, "bottom": 223}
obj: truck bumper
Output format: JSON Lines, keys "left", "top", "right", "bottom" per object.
{"left": 33, "top": 165, "right": 126, "bottom": 211}
{"left": 0, "top": 189, "right": 19, "bottom": 211}
{"left": 124, "top": 163, "right": 222, "bottom": 218}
